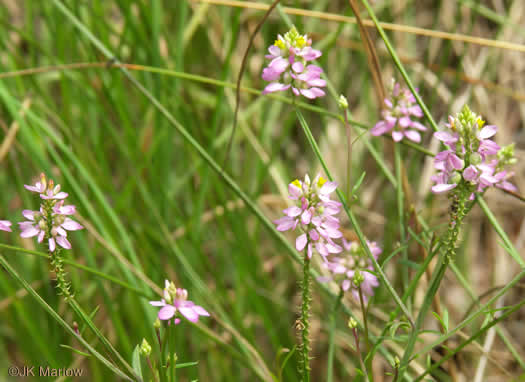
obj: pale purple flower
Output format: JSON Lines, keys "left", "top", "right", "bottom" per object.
{"left": 431, "top": 107, "right": 517, "bottom": 195}
{"left": 371, "top": 80, "right": 427, "bottom": 143}
{"left": 320, "top": 238, "right": 381, "bottom": 303}
{"left": 20, "top": 175, "right": 83, "bottom": 252}
{"left": 150, "top": 280, "right": 210, "bottom": 324}
{"left": 261, "top": 27, "right": 326, "bottom": 99}
{"left": 0, "top": 220, "right": 12, "bottom": 232}
{"left": 274, "top": 174, "right": 343, "bottom": 259}
{"left": 25, "top": 174, "right": 68, "bottom": 200}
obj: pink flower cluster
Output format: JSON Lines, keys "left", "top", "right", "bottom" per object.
{"left": 370, "top": 80, "right": 427, "bottom": 143}
{"left": 274, "top": 174, "right": 343, "bottom": 259}
{"left": 261, "top": 27, "right": 326, "bottom": 99}
{"left": 19, "top": 174, "right": 83, "bottom": 252}
{"left": 320, "top": 239, "right": 381, "bottom": 302}
{"left": 431, "top": 107, "right": 517, "bottom": 196}
{"left": 150, "top": 280, "right": 210, "bottom": 324}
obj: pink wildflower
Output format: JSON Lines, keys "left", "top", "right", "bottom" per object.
{"left": 274, "top": 174, "right": 343, "bottom": 259}
{"left": 320, "top": 238, "right": 381, "bottom": 303}
{"left": 371, "top": 80, "right": 427, "bottom": 143}
{"left": 19, "top": 174, "right": 83, "bottom": 252}
{"left": 261, "top": 27, "right": 326, "bottom": 99}
{"left": 150, "top": 280, "right": 210, "bottom": 324}
{"left": 431, "top": 106, "right": 517, "bottom": 195}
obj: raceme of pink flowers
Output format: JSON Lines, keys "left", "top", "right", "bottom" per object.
{"left": 150, "top": 280, "right": 210, "bottom": 324}
{"left": 371, "top": 80, "right": 427, "bottom": 143}
{"left": 261, "top": 27, "right": 326, "bottom": 99}
{"left": 274, "top": 174, "right": 343, "bottom": 259}
{"left": 320, "top": 239, "right": 381, "bottom": 303}
{"left": 431, "top": 106, "right": 517, "bottom": 196}
{"left": 19, "top": 174, "right": 83, "bottom": 252}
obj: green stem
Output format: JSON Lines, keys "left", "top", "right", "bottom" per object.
{"left": 394, "top": 143, "right": 409, "bottom": 297}
{"left": 358, "top": 286, "right": 373, "bottom": 382}
{"left": 398, "top": 191, "right": 467, "bottom": 378}
{"left": 343, "top": 109, "right": 352, "bottom": 198}
{"left": 327, "top": 290, "right": 343, "bottom": 382}
{"left": 299, "top": 251, "right": 311, "bottom": 381}
{"left": 352, "top": 327, "right": 370, "bottom": 381}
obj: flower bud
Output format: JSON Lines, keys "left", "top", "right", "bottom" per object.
{"left": 352, "top": 269, "right": 364, "bottom": 287}
{"left": 394, "top": 356, "right": 400, "bottom": 368}
{"left": 139, "top": 338, "right": 152, "bottom": 357}
{"left": 348, "top": 317, "right": 357, "bottom": 329}
{"left": 449, "top": 171, "right": 462, "bottom": 184}
{"left": 39, "top": 173, "right": 47, "bottom": 191}
{"left": 469, "top": 152, "right": 482, "bottom": 165}
{"left": 153, "top": 318, "right": 161, "bottom": 329}
{"left": 338, "top": 95, "right": 348, "bottom": 110}
{"left": 38, "top": 219, "right": 47, "bottom": 230}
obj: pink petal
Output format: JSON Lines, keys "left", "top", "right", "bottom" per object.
{"left": 61, "top": 218, "right": 84, "bottom": 231}
{"left": 296, "top": 233, "right": 308, "bottom": 251}
{"left": 22, "top": 210, "right": 36, "bottom": 220}
{"left": 320, "top": 181, "right": 337, "bottom": 194}
{"left": 478, "top": 125, "right": 497, "bottom": 139}
{"left": 48, "top": 238, "right": 56, "bottom": 252}
{"left": 431, "top": 183, "right": 457, "bottom": 193}
{"left": 274, "top": 216, "right": 296, "bottom": 232}
{"left": 0, "top": 220, "right": 12, "bottom": 232}
{"left": 262, "top": 82, "right": 290, "bottom": 94}
{"left": 292, "top": 61, "right": 304, "bottom": 73}
{"left": 158, "top": 305, "right": 176, "bottom": 320}
{"left": 434, "top": 131, "right": 457, "bottom": 143}
{"left": 149, "top": 300, "right": 166, "bottom": 307}
{"left": 56, "top": 236, "right": 71, "bottom": 249}
{"left": 404, "top": 130, "right": 421, "bottom": 143}
{"left": 301, "top": 209, "right": 312, "bottom": 224}
{"left": 392, "top": 131, "right": 404, "bottom": 142}
{"left": 370, "top": 121, "right": 392, "bottom": 136}
{"left": 399, "top": 116, "right": 411, "bottom": 127}
{"left": 193, "top": 305, "right": 210, "bottom": 316}
{"left": 463, "top": 165, "right": 479, "bottom": 181}
{"left": 178, "top": 306, "right": 199, "bottom": 322}
{"left": 283, "top": 206, "right": 302, "bottom": 217}
{"left": 20, "top": 226, "right": 40, "bottom": 238}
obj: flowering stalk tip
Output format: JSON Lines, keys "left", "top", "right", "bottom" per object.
{"left": 371, "top": 79, "right": 427, "bottom": 143}
{"left": 274, "top": 174, "right": 343, "bottom": 259}
{"left": 150, "top": 280, "right": 210, "bottom": 324}
{"left": 320, "top": 238, "right": 381, "bottom": 303}
{"left": 431, "top": 105, "right": 517, "bottom": 197}
{"left": 20, "top": 174, "right": 83, "bottom": 252}
{"left": 261, "top": 27, "right": 326, "bottom": 99}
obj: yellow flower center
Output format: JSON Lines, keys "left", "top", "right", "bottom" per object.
{"left": 274, "top": 39, "right": 285, "bottom": 50}
{"left": 477, "top": 117, "right": 485, "bottom": 128}
{"left": 317, "top": 176, "right": 327, "bottom": 188}
{"left": 295, "top": 36, "right": 306, "bottom": 48}
{"left": 292, "top": 179, "right": 302, "bottom": 189}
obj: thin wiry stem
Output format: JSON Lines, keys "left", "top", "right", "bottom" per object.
{"left": 224, "top": 0, "right": 281, "bottom": 167}
{"left": 299, "top": 249, "right": 312, "bottom": 381}
{"left": 352, "top": 327, "right": 370, "bottom": 381}
{"left": 358, "top": 286, "right": 374, "bottom": 382}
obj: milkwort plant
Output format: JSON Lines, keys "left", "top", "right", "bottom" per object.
{"left": 19, "top": 173, "right": 84, "bottom": 299}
